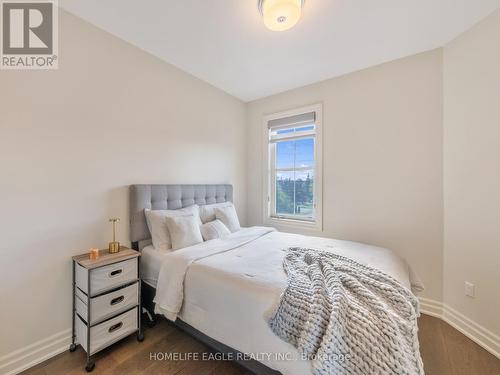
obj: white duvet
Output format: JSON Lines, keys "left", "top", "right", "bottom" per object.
{"left": 153, "top": 227, "right": 423, "bottom": 375}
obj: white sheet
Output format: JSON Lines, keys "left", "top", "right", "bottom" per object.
{"left": 140, "top": 246, "right": 173, "bottom": 288}
{"left": 154, "top": 227, "right": 424, "bottom": 375}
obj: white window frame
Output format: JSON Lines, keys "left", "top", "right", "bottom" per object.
{"left": 262, "top": 103, "right": 323, "bottom": 232}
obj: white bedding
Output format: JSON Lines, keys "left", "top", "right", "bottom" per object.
{"left": 140, "top": 245, "right": 172, "bottom": 288}
{"left": 151, "top": 227, "right": 423, "bottom": 375}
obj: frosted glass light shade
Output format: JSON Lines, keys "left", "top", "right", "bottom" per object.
{"left": 261, "top": 0, "right": 303, "bottom": 32}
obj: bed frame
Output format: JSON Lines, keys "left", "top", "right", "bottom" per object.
{"left": 129, "top": 184, "right": 280, "bottom": 375}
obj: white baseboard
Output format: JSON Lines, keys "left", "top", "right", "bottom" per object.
{"left": 1, "top": 300, "right": 498, "bottom": 374}
{"left": 419, "top": 297, "right": 500, "bottom": 359}
{"left": 0, "top": 329, "right": 72, "bottom": 375}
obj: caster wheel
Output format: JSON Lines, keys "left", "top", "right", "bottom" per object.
{"left": 146, "top": 319, "right": 156, "bottom": 328}
{"left": 137, "top": 332, "right": 144, "bottom": 342}
{"left": 85, "top": 362, "right": 95, "bottom": 372}
{"left": 69, "top": 343, "right": 77, "bottom": 352}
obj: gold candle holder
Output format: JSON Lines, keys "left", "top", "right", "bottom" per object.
{"left": 108, "top": 218, "right": 121, "bottom": 253}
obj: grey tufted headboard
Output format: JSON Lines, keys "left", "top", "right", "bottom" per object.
{"left": 129, "top": 184, "right": 233, "bottom": 250}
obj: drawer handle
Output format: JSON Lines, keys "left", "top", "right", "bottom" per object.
{"left": 110, "top": 296, "right": 125, "bottom": 306}
{"left": 109, "top": 269, "right": 123, "bottom": 277}
{"left": 108, "top": 322, "right": 123, "bottom": 333}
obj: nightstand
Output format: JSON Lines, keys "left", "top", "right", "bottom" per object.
{"left": 69, "top": 248, "right": 143, "bottom": 372}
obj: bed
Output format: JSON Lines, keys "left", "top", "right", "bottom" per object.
{"left": 130, "top": 184, "right": 423, "bottom": 375}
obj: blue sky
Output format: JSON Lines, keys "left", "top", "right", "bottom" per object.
{"left": 276, "top": 138, "right": 314, "bottom": 180}
{"left": 276, "top": 138, "right": 314, "bottom": 168}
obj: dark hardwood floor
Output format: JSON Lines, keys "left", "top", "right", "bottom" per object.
{"left": 417, "top": 315, "right": 500, "bottom": 375}
{"left": 22, "top": 314, "right": 500, "bottom": 375}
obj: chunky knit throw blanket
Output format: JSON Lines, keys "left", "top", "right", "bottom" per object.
{"left": 269, "top": 247, "right": 424, "bottom": 375}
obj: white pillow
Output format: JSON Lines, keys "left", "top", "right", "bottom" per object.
{"left": 215, "top": 205, "right": 241, "bottom": 233}
{"left": 144, "top": 205, "right": 201, "bottom": 250}
{"left": 200, "top": 219, "right": 231, "bottom": 241}
{"left": 165, "top": 215, "right": 203, "bottom": 250}
{"left": 199, "top": 202, "right": 233, "bottom": 224}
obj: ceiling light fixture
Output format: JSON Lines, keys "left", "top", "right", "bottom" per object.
{"left": 258, "top": 0, "right": 305, "bottom": 32}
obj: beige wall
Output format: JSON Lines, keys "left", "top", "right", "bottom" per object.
{"left": 0, "top": 10, "right": 246, "bottom": 358}
{"left": 247, "top": 49, "right": 444, "bottom": 301}
{"left": 443, "top": 9, "right": 500, "bottom": 335}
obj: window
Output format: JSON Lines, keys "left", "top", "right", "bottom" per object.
{"left": 264, "top": 104, "right": 322, "bottom": 230}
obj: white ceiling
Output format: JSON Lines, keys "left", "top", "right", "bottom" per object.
{"left": 60, "top": 0, "right": 500, "bottom": 102}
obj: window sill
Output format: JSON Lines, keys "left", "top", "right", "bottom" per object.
{"left": 264, "top": 216, "right": 322, "bottom": 234}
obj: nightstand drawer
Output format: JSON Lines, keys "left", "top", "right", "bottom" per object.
{"left": 76, "top": 258, "right": 138, "bottom": 296}
{"left": 76, "top": 307, "right": 138, "bottom": 355}
{"left": 76, "top": 282, "right": 138, "bottom": 325}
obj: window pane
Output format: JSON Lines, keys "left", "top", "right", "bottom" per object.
{"left": 276, "top": 170, "right": 314, "bottom": 219}
{"left": 276, "top": 141, "right": 295, "bottom": 169}
{"left": 294, "top": 170, "right": 314, "bottom": 219}
{"left": 295, "top": 125, "right": 314, "bottom": 132}
{"left": 271, "top": 124, "right": 315, "bottom": 137}
{"left": 276, "top": 137, "right": 314, "bottom": 169}
{"left": 294, "top": 138, "right": 314, "bottom": 169}
{"left": 276, "top": 171, "right": 295, "bottom": 215}
{"left": 276, "top": 128, "right": 295, "bottom": 135}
